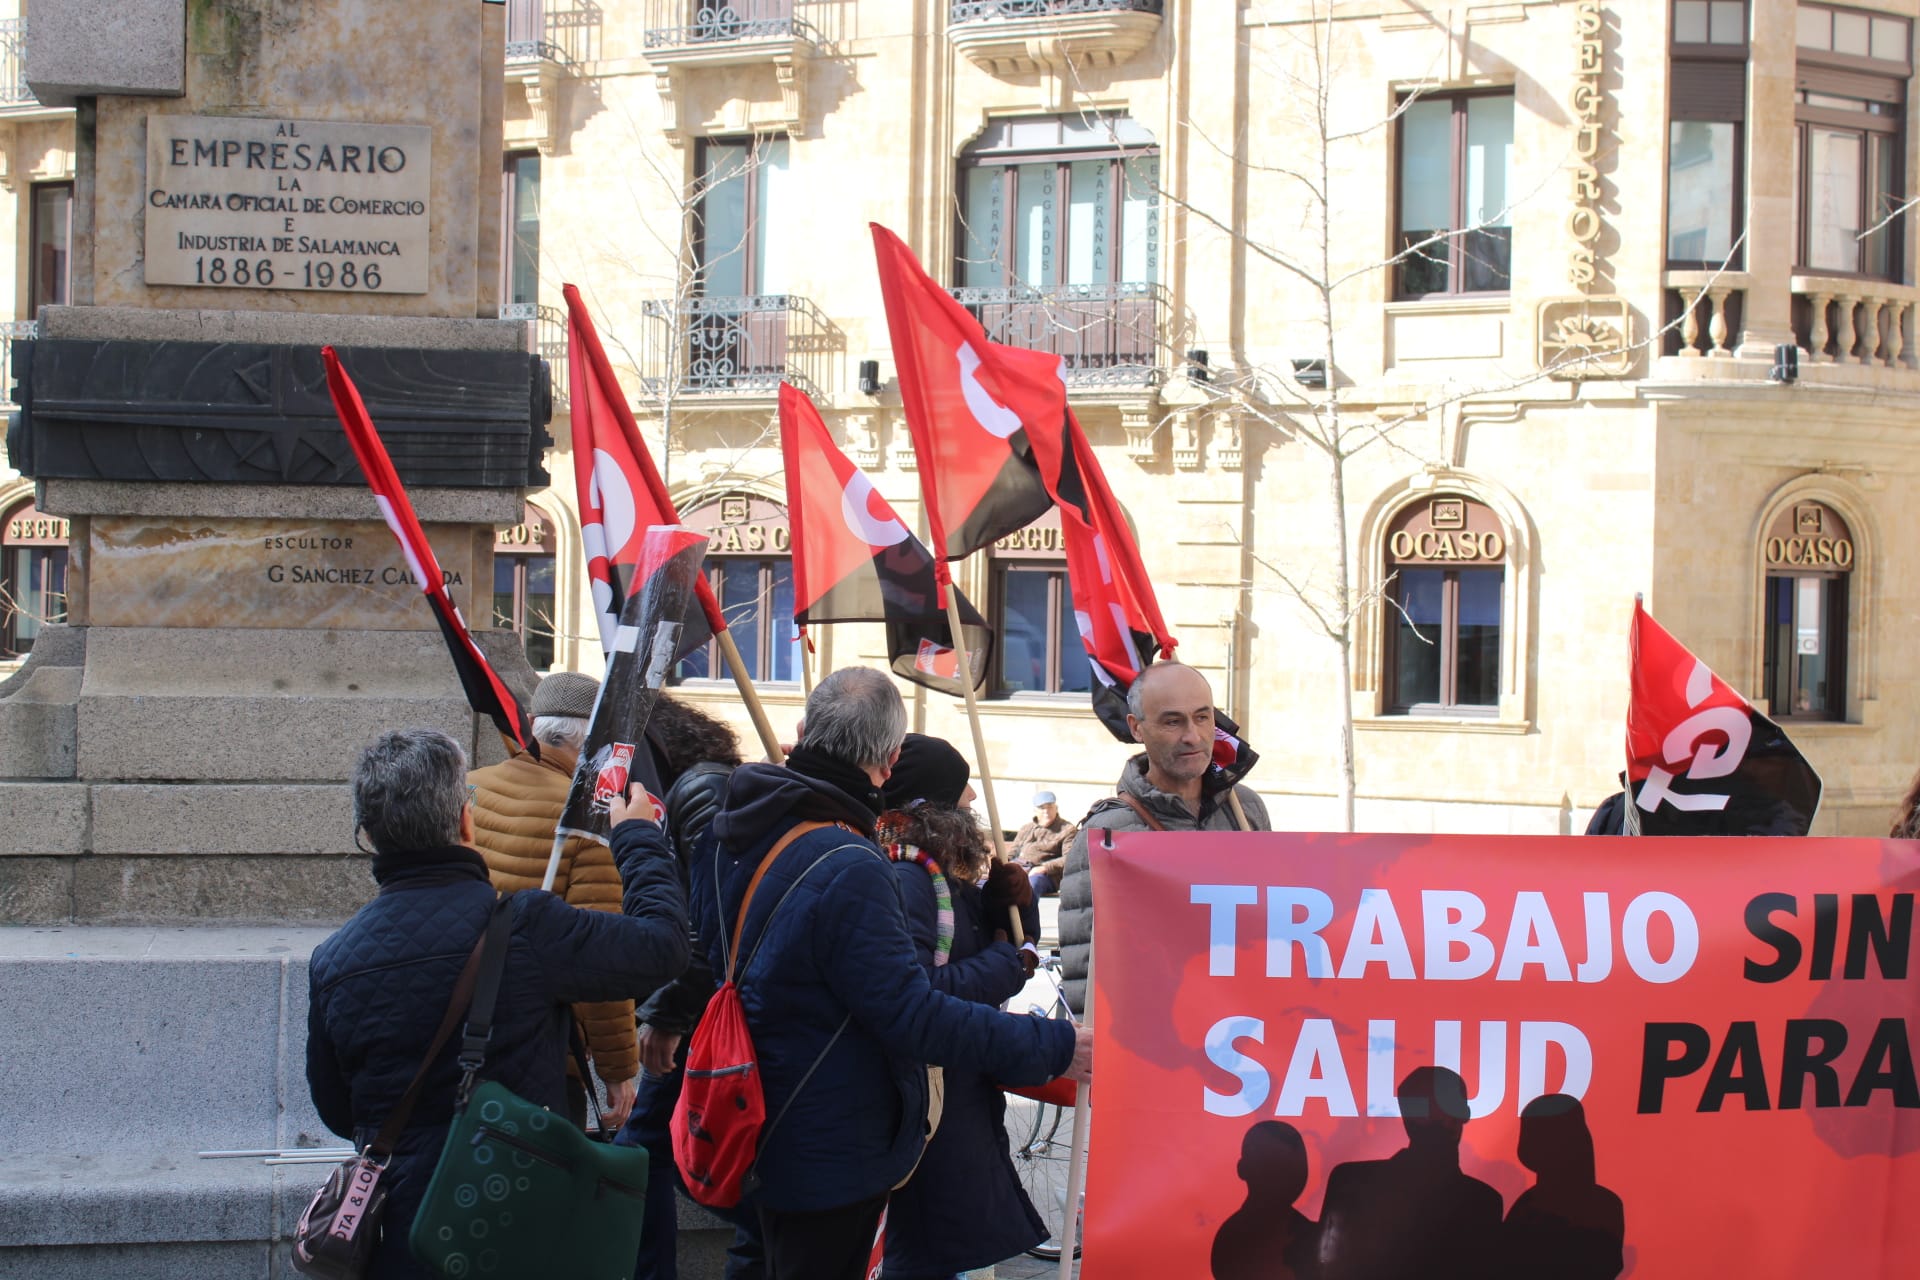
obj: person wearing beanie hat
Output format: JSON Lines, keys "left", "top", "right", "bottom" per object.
{"left": 467, "top": 669, "right": 642, "bottom": 1133}
{"left": 877, "top": 737, "right": 1047, "bottom": 1278}
{"left": 1011, "top": 789, "right": 1077, "bottom": 899}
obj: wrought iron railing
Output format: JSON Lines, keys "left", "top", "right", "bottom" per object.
{"left": 644, "top": 1, "right": 818, "bottom": 49}
{"left": 949, "top": 281, "right": 1166, "bottom": 386}
{"left": 949, "top": 0, "right": 1164, "bottom": 22}
{"left": 638, "top": 294, "right": 827, "bottom": 396}
{"left": 0, "top": 19, "right": 33, "bottom": 105}
{"left": 501, "top": 303, "right": 569, "bottom": 405}
{"left": 505, "top": 0, "right": 602, "bottom": 65}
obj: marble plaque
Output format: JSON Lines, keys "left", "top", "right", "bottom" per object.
{"left": 88, "top": 517, "right": 480, "bottom": 631}
{"left": 144, "top": 115, "right": 431, "bottom": 294}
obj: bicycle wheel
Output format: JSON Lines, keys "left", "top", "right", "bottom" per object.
{"left": 1008, "top": 1093, "right": 1083, "bottom": 1260}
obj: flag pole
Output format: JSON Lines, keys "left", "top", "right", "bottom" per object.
{"left": 944, "top": 593, "right": 1025, "bottom": 945}
{"left": 799, "top": 630, "right": 815, "bottom": 697}
{"left": 717, "top": 628, "right": 786, "bottom": 765}
{"left": 540, "top": 831, "right": 566, "bottom": 893}
{"left": 1227, "top": 791, "right": 1251, "bottom": 832}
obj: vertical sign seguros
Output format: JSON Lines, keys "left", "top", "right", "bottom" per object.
{"left": 144, "top": 115, "right": 431, "bottom": 295}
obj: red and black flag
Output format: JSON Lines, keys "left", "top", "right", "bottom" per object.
{"left": 564, "top": 283, "right": 724, "bottom": 660}
{"left": 870, "top": 223, "right": 1060, "bottom": 597}
{"left": 779, "top": 383, "right": 992, "bottom": 695}
{"left": 322, "top": 346, "right": 534, "bottom": 753}
{"left": 555, "top": 526, "right": 709, "bottom": 848}
{"left": 1627, "top": 599, "right": 1822, "bottom": 835}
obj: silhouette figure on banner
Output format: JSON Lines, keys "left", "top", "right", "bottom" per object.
{"left": 1498, "top": 1094, "right": 1625, "bottom": 1279}
{"left": 1315, "top": 1066, "right": 1503, "bottom": 1280}
{"left": 1211, "top": 1121, "right": 1319, "bottom": 1280}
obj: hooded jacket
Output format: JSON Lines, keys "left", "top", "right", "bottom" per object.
{"left": 467, "top": 746, "right": 638, "bottom": 1083}
{"left": 1058, "top": 753, "right": 1270, "bottom": 1015}
{"left": 692, "top": 761, "right": 1076, "bottom": 1213}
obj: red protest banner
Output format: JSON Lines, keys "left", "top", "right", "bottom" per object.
{"left": 1086, "top": 831, "right": 1920, "bottom": 1279}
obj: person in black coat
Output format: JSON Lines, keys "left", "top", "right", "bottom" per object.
{"left": 306, "top": 727, "right": 690, "bottom": 1280}
{"left": 615, "top": 697, "right": 762, "bottom": 1280}
{"left": 877, "top": 734, "right": 1048, "bottom": 1279}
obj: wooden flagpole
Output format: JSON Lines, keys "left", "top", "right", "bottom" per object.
{"left": 799, "top": 630, "right": 815, "bottom": 697}
{"left": 717, "top": 628, "right": 785, "bottom": 764}
{"left": 943, "top": 593, "right": 1024, "bottom": 945}
{"left": 1057, "top": 948, "right": 1092, "bottom": 1279}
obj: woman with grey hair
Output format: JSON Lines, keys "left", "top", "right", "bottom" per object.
{"left": 306, "top": 727, "right": 690, "bottom": 1280}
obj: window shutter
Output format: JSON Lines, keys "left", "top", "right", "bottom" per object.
{"left": 1671, "top": 59, "right": 1748, "bottom": 120}
{"left": 1797, "top": 65, "right": 1904, "bottom": 105}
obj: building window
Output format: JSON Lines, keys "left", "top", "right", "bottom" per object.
{"left": 1395, "top": 91, "right": 1514, "bottom": 298}
{"left": 696, "top": 136, "right": 791, "bottom": 297}
{"left": 493, "top": 504, "right": 557, "bottom": 672}
{"left": 674, "top": 494, "right": 800, "bottom": 684}
{"left": 1794, "top": 4, "right": 1910, "bottom": 279}
{"left": 956, "top": 113, "right": 1160, "bottom": 290}
{"left": 30, "top": 182, "right": 72, "bottom": 314}
{"left": 990, "top": 510, "right": 1089, "bottom": 697}
{"left": 502, "top": 152, "right": 540, "bottom": 307}
{"left": 1668, "top": 2, "right": 1748, "bottom": 268}
{"left": 1383, "top": 496, "right": 1506, "bottom": 714}
{"left": 1762, "top": 501, "right": 1853, "bottom": 720}
{"left": 1, "top": 500, "right": 69, "bottom": 659}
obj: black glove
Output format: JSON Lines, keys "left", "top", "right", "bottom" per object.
{"left": 982, "top": 859, "right": 1035, "bottom": 924}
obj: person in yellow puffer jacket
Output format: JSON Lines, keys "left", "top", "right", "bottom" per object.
{"left": 467, "top": 670, "right": 640, "bottom": 1130}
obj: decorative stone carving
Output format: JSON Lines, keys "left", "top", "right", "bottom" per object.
{"left": 947, "top": 4, "right": 1163, "bottom": 79}
{"left": 847, "top": 413, "right": 883, "bottom": 469}
{"left": 1121, "top": 406, "right": 1159, "bottom": 463}
{"left": 1215, "top": 410, "right": 1243, "bottom": 471}
{"left": 1538, "top": 296, "right": 1634, "bottom": 379}
{"left": 1172, "top": 409, "right": 1202, "bottom": 471}
{"left": 889, "top": 418, "right": 918, "bottom": 472}
{"left": 644, "top": 27, "right": 816, "bottom": 144}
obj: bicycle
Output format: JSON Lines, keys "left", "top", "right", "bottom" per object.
{"left": 1004, "top": 951, "right": 1084, "bottom": 1261}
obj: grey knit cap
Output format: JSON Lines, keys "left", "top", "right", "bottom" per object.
{"left": 529, "top": 671, "right": 600, "bottom": 719}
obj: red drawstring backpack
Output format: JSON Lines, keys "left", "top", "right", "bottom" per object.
{"left": 673, "top": 821, "right": 856, "bottom": 1208}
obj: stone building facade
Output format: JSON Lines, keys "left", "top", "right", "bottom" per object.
{"left": 6, "top": 0, "right": 1920, "bottom": 835}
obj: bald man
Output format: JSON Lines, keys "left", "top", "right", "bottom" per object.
{"left": 1056, "top": 662, "right": 1268, "bottom": 1014}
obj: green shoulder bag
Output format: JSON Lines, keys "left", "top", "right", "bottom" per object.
{"left": 409, "top": 895, "right": 651, "bottom": 1280}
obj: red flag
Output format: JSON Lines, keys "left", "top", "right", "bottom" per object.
{"left": 778, "top": 383, "right": 992, "bottom": 695}
{"left": 564, "top": 283, "right": 725, "bottom": 654}
{"left": 870, "top": 224, "right": 1059, "bottom": 597}
{"left": 1627, "top": 599, "right": 1821, "bottom": 835}
{"left": 322, "top": 347, "right": 534, "bottom": 752}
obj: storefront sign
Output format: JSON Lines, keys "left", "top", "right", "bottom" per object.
{"left": 1569, "top": 1, "right": 1607, "bottom": 290}
{"left": 2, "top": 505, "right": 69, "bottom": 546}
{"left": 494, "top": 505, "right": 555, "bottom": 553}
{"left": 88, "top": 516, "right": 472, "bottom": 630}
{"left": 993, "top": 508, "right": 1065, "bottom": 560}
{"left": 1765, "top": 503, "right": 1854, "bottom": 571}
{"left": 682, "top": 493, "right": 792, "bottom": 555}
{"left": 1086, "top": 830, "right": 1920, "bottom": 1278}
{"left": 1386, "top": 496, "right": 1505, "bottom": 565}
{"left": 143, "top": 115, "right": 431, "bottom": 294}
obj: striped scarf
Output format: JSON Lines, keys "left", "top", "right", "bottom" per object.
{"left": 887, "top": 843, "right": 952, "bottom": 967}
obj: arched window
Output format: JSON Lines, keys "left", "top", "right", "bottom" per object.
{"left": 1760, "top": 500, "right": 1854, "bottom": 720}
{"left": 492, "top": 503, "right": 558, "bottom": 672}
{"left": 1383, "top": 495, "right": 1508, "bottom": 715}
{"left": 989, "top": 508, "right": 1089, "bottom": 697}
{"left": 1, "top": 499, "right": 70, "bottom": 660}
{"left": 677, "top": 493, "right": 800, "bottom": 684}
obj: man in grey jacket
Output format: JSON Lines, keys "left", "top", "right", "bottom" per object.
{"left": 1058, "top": 661, "right": 1270, "bottom": 1014}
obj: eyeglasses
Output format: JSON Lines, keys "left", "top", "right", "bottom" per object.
{"left": 466, "top": 785, "right": 477, "bottom": 805}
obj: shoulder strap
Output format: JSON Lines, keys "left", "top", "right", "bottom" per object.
{"left": 724, "top": 820, "right": 833, "bottom": 983}
{"left": 454, "top": 893, "right": 517, "bottom": 1104}
{"left": 1116, "top": 792, "right": 1171, "bottom": 833}
{"left": 366, "top": 894, "right": 508, "bottom": 1158}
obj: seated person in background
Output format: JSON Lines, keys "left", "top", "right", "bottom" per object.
{"left": 307, "top": 728, "right": 688, "bottom": 1280}
{"left": 1011, "top": 790, "right": 1076, "bottom": 898}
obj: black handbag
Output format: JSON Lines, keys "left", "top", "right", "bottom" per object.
{"left": 292, "top": 899, "right": 503, "bottom": 1279}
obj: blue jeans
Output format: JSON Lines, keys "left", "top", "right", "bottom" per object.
{"left": 615, "top": 1063, "right": 765, "bottom": 1280}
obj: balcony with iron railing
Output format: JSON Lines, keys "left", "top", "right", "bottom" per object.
{"left": 504, "top": 0, "right": 602, "bottom": 67}
{"left": 637, "top": 294, "right": 829, "bottom": 399}
{"left": 643, "top": 0, "right": 818, "bottom": 52}
{"left": 500, "top": 303, "right": 568, "bottom": 407}
{"left": 947, "top": 0, "right": 1163, "bottom": 76}
{"left": 948, "top": 282, "right": 1167, "bottom": 388}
